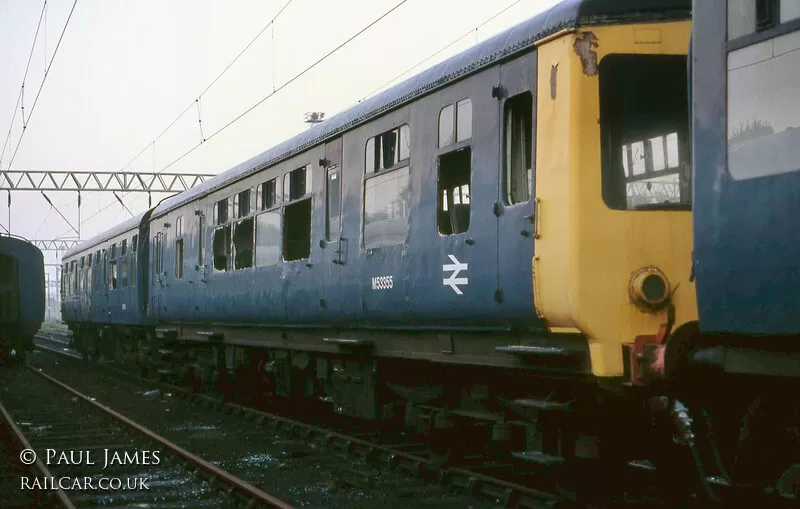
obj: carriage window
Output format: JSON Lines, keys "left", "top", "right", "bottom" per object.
{"left": 283, "top": 201, "right": 311, "bottom": 261}
{"left": 284, "top": 166, "right": 312, "bottom": 201}
{"left": 198, "top": 215, "right": 206, "bottom": 267}
{"left": 439, "top": 99, "right": 473, "bottom": 149}
{"left": 366, "top": 125, "right": 410, "bottom": 173}
{"left": 131, "top": 235, "right": 137, "bottom": 286}
{"left": 260, "top": 178, "right": 278, "bottom": 209}
{"left": 439, "top": 105, "right": 455, "bottom": 147}
{"left": 110, "top": 260, "right": 117, "bottom": 290}
{"left": 256, "top": 210, "right": 281, "bottom": 266}
{"left": 234, "top": 189, "right": 254, "bottom": 218}
{"left": 214, "top": 198, "right": 230, "bottom": 225}
{"left": 504, "top": 92, "right": 532, "bottom": 205}
{"left": 233, "top": 218, "right": 254, "bottom": 269}
{"left": 120, "top": 254, "right": 128, "bottom": 287}
{"left": 364, "top": 166, "right": 410, "bottom": 249}
{"left": 175, "top": 238, "right": 184, "bottom": 279}
{"left": 457, "top": 99, "right": 473, "bottom": 142}
{"left": 727, "top": 24, "right": 800, "bottom": 179}
{"left": 213, "top": 226, "right": 231, "bottom": 271}
{"left": 599, "top": 55, "right": 690, "bottom": 210}
{"left": 87, "top": 253, "right": 92, "bottom": 266}
{"left": 438, "top": 147, "right": 471, "bottom": 235}
{"left": 121, "top": 240, "right": 127, "bottom": 256}
{"left": 326, "top": 166, "right": 341, "bottom": 241}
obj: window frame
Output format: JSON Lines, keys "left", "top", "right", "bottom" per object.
{"left": 725, "top": 0, "right": 800, "bottom": 180}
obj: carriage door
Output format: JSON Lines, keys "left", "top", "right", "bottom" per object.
{"left": 321, "top": 138, "right": 343, "bottom": 317}
{"left": 497, "top": 55, "right": 536, "bottom": 323}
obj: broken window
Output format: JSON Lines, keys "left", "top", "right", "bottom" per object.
{"left": 326, "top": 166, "right": 341, "bottom": 241}
{"left": 503, "top": 92, "right": 532, "bottom": 205}
{"left": 283, "top": 200, "right": 311, "bottom": 261}
{"left": 213, "top": 226, "right": 231, "bottom": 271}
{"left": 438, "top": 147, "right": 472, "bottom": 235}
{"left": 233, "top": 217, "right": 254, "bottom": 269}
{"left": 255, "top": 210, "right": 281, "bottom": 266}
{"left": 259, "top": 178, "right": 278, "bottom": 210}
{"left": 599, "top": 55, "right": 690, "bottom": 210}
{"left": 284, "top": 166, "right": 312, "bottom": 201}
{"left": 364, "top": 165, "right": 410, "bottom": 249}
{"left": 365, "top": 125, "right": 410, "bottom": 173}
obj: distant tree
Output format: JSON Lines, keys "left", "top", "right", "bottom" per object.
{"left": 729, "top": 119, "right": 774, "bottom": 145}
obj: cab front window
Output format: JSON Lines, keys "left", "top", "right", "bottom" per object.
{"left": 599, "top": 54, "right": 691, "bottom": 210}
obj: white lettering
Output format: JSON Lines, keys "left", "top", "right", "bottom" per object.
{"left": 371, "top": 275, "right": 394, "bottom": 290}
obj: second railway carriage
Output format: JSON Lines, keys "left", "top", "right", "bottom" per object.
{"left": 64, "top": 0, "right": 696, "bottom": 484}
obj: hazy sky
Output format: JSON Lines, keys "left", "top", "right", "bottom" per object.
{"left": 0, "top": 0, "right": 559, "bottom": 282}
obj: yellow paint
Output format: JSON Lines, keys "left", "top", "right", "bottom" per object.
{"left": 533, "top": 21, "right": 696, "bottom": 377}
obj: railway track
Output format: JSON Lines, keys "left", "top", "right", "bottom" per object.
{"left": 31, "top": 334, "right": 794, "bottom": 508}
{"left": 25, "top": 342, "right": 537, "bottom": 509}
{"left": 0, "top": 363, "right": 293, "bottom": 509}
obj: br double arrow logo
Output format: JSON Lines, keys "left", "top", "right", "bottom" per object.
{"left": 443, "top": 254, "right": 468, "bottom": 295}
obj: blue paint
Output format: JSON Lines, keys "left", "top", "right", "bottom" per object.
{"left": 692, "top": 0, "right": 800, "bottom": 334}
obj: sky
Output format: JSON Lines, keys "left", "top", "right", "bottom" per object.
{"left": 0, "top": 0, "right": 559, "bottom": 300}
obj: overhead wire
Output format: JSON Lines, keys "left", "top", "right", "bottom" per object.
{"left": 8, "top": 0, "right": 80, "bottom": 169}
{"left": 157, "top": 0, "right": 411, "bottom": 175}
{"left": 116, "top": 0, "right": 298, "bottom": 174}
{"left": 0, "top": 0, "right": 48, "bottom": 168}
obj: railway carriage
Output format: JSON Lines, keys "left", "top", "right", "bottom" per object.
{"left": 63, "top": 0, "right": 697, "bottom": 496}
{"left": 683, "top": 0, "right": 800, "bottom": 499}
{"left": 0, "top": 235, "right": 44, "bottom": 360}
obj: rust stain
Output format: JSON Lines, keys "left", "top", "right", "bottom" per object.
{"left": 573, "top": 32, "right": 599, "bottom": 76}
{"left": 550, "top": 64, "right": 558, "bottom": 99}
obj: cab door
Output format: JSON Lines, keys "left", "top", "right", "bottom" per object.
{"left": 321, "top": 138, "right": 344, "bottom": 319}
{"left": 496, "top": 55, "right": 536, "bottom": 325}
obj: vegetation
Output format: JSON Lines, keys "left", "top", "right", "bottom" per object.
{"left": 729, "top": 119, "right": 774, "bottom": 146}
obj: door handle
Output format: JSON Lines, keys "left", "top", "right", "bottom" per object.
{"left": 533, "top": 197, "right": 541, "bottom": 239}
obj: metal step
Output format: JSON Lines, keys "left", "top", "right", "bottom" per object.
{"left": 512, "top": 450, "right": 565, "bottom": 467}
{"left": 511, "top": 398, "right": 569, "bottom": 412}
{"left": 495, "top": 345, "right": 571, "bottom": 357}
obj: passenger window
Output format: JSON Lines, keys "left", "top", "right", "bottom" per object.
{"left": 326, "top": 166, "right": 341, "bottom": 241}
{"left": 599, "top": 55, "right": 690, "bottom": 210}
{"left": 439, "top": 99, "right": 472, "bottom": 149}
{"left": 213, "top": 226, "right": 231, "bottom": 271}
{"left": 120, "top": 253, "right": 128, "bottom": 288}
{"left": 198, "top": 215, "right": 206, "bottom": 267}
{"left": 364, "top": 166, "right": 411, "bottom": 249}
{"left": 255, "top": 210, "right": 281, "bottom": 266}
{"left": 234, "top": 189, "right": 254, "bottom": 219}
{"left": 213, "top": 198, "right": 230, "bottom": 225}
{"left": 175, "top": 238, "right": 184, "bottom": 279}
{"left": 365, "top": 125, "right": 410, "bottom": 173}
{"left": 131, "top": 235, "right": 137, "bottom": 287}
{"left": 438, "top": 147, "right": 471, "bottom": 235}
{"left": 727, "top": 26, "right": 800, "bottom": 179}
{"left": 259, "top": 178, "right": 278, "bottom": 210}
{"left": 284, "top": 166, "right": 312, "bottom": 201}
{"left": 439, "top": 105, "right": 455, "bottom": 148}
{"left": 456, "top": 99, "right": 473, "bottom": 142}
{"left": 282, "top": 165, "right": 312, "bottom": 261}
{"left": 233, "top": 217, "right": 254, "bottom": 269}
{"left": 503, "top": 92, "right": 532, "bottom": 205}
{"left": 175, "top": 217, "right": 184, "bottom": 279}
